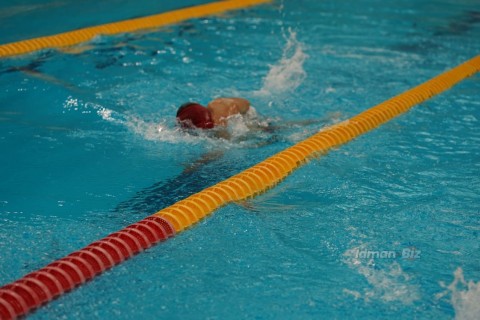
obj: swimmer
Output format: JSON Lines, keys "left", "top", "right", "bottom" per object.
{"left": 176, "top": 97, "right": 251, "bottom": 129}
{"left": 176, "top": 97, "right": 341, "bottom": 138}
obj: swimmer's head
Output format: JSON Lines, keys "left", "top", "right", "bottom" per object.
{"left": 176, "top": 102, "right": 214, "bottom": 129}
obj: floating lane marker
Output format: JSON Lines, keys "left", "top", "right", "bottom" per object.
{"left": 0, "top": 0, "right": 272, "bottom": 58}
{"left": 0, "top": 54, "right": 478, "bottom": 319}
{"left": 0, "top": 216, "right": 176, "bottom": 319}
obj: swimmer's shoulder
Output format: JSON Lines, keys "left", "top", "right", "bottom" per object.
{"left": 208, "top": 97, "right": 250, "bottom": 114}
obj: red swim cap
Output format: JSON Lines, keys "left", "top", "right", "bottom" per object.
{"left": 176, "top": 102, "right": 214, "bottom": 129}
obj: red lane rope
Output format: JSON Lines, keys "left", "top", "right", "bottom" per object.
{"left": 0, "top": 216, "right": 175, "bottom": 319}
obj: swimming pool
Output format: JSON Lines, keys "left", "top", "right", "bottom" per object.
{"left": 0, "top": 0, "right": 479, "bottom": 318}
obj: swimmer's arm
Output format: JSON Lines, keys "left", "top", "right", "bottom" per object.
{"left": 182, "top": 150, "right": 224, "bottom": 174}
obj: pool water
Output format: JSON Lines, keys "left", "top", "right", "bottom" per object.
{"left": 1, "top": 0, "right": 479, "bottom": 319}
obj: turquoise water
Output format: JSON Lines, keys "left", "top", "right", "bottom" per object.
{"left": 0, "top": 0, "right": 211, "bottom": 44}
{"left": 1, "top": 0, "right": 479, "bottom": 319}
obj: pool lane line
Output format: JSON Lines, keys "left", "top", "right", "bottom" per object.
{"left": 0, "top": 0, "right": 272, "bottom": 59}
{"left": 0, "top": 216, "right": 176, "bottom": 319}
{"left": 0, "top": 55, "right": 479, "bottom": 319}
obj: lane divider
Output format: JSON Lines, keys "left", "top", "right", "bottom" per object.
{"left": 0, "top": 55, "right": 478, "bottom": 319}
{"left": 0, "top": 0, "right": 272, "bottom": 58}
{"left": 0, "top": 217, "right": 175, "bottom": 319}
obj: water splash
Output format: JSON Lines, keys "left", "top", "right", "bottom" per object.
{"left": 342, "top": 245, "right": 420, "bottom": 304}
{"left": 96, "top": 104, "right": 213, "bottom": 145}
{"left": 63, "top": 97, "right": 274, "bottom": 147}
{"left": 437, "top": 267, "right": 480, "bottom": 320}
{"left": 254, "top": 29, "right": 308, "bottom": 96}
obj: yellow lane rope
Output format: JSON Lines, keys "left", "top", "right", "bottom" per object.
{"left": 153, "top": 55, "right": 480, "bottom": 232}
{"left": 0, "top": 0, "right": 272, "bottom": 58}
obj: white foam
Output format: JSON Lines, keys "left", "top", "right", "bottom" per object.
{"left": 64, "top": 97, "right": 274, "bottom": 148}
{"left": 343, "top": 245, "right": 420, "bottom": 304}
{"left": 437, "top": 268, "right": 480, "bottom": 320}
{"left": 101, "top": 108, "right": 213, "bottom": 145}
{"left": 119, "top": 108, "right": 272, "bottom": 147}
{"left": 254, "top": 29, "right": 308, "bottom": 96}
